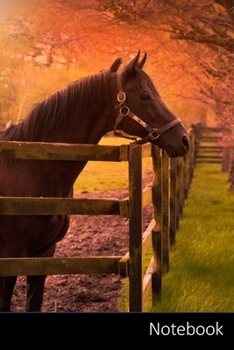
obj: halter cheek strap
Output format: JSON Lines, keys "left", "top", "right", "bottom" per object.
{"left": 113, "top": 70, "right": 182, "bottom": 144}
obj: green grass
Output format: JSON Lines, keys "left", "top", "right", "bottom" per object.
{"left": 147, "top": 163, "right": 234, "bottom": 312}
{"left": 74, "top": 137, "right": 153, "bottom": 193}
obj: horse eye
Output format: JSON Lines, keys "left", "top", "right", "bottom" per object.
{"left": 140, "top": 93, "right": 150, "bottom": 100}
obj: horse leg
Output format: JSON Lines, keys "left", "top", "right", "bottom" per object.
{"left": 26, "top": 275, "right": 47, "bottom": 311}
{"left": 26, "top": 216, "right": 70, "bottom": 311}
{"left": 26, "top": 244, "right": 56, "bottom": 312}
{"left": 0, "top": 276, "right": 17, "bottom": 311}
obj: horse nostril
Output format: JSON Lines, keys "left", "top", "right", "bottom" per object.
{"left": 182, "top": 136, "right": 190, "bottom": 150}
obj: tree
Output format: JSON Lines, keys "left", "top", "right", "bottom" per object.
{"left": 2, "top": 0, "right": 233, "bottom": 129}
{"left": 95, "top": 0, "right": 234, "bottom": 129}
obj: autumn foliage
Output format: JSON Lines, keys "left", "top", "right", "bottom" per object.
{"left": 0, "top": 0, "right": 233, "bottom": 132}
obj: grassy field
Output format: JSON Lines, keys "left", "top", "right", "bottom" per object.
{"left": 74, "top": 137, "right": 153, "bottom": 193}
{"left": 142, "top": 163, "right": 234, "bottom": 312}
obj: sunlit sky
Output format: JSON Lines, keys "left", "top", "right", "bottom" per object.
{"left": 0, "top": 0, "right": 21, "bottom": 24}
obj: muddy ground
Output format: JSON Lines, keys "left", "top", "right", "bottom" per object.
{"left": 10, "top": 173, "right": 154, "bottom": 312}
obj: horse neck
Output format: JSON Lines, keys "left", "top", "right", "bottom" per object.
{"left": 38, "top": 104, "right": 113, "bottom": 145}
{"left": 41, "top": 82, "right": 117, "bottom": 145}
{"left": 36, "top": 100, "right": 116, "bottom": 197}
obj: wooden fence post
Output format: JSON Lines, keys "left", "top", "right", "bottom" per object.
{"left": 170, "top": 157, "right": 177, "bottom": 249}
{"left": 128, "top": 143, "right": 143, "bottom": 312}
{"left": 188, "top": 128, "right": 196, "bottom": 181}
{"left": 151, "top": 146, "right": 162, "bottom": 305}
{"left": 162, "top": 150, "right": 170, "bottom": 274}
{"left": 183, "top": 154, "right": 189, "bottom": 200}
{"left": 176, "top": 157, "right": 183, "bottom": 227}
{"left": 222, "top": 145, "right": 232, "bottom": 172}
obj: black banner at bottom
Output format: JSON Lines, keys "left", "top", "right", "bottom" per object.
{"left": 1, "top": 312, "right": 232, "bottom": 345}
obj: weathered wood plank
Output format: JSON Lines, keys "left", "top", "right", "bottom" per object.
{"left": 197, "top": 154, "right": 222, "bottom": 159}
{"left": 142, "top": 186, "right": 152, "bottom": 208}
{"left": 142, "top": 218, "right": 155, "bottom": 257}
{"left": 143, "top": 256, "right": 155, "bottom": 306}
{"left": 170, "top": 158, "right": 177, "bottom": 248}
{"left": 117, "top": 185, "right": 152, "bottom": 219}
{"left": 201, "top": 127, "right": 222, "bottom": 132}
{"left": 0, "top": 141, "right": 129, "bottom": 162}
{"left": 0, "top": 257, "right": 122, "bottom": 276}
{"left": 118, "top": 254, "right": 129, "bottom": 278}
{"left": 119, "top": 198, "right": 129, "bottom": 218}
{"left": 151, "top": 224, "right": 162, "bottom": 305}
{"left": 162, "top": 150, "right": 170, "bottom": 274}
{"left": 128, "top": 143, "right": 143, "bottom": 312}
{"left": 0, "top": 197, "right": 120, "bottom": 215}
{"left": 151, "top": 146, "right": 162, "bottom": 229}
{"left": 141, "top": 142, "right": 152, "bottom": 158}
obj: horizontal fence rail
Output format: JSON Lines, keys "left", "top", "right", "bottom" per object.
{"left": 0, "top": 140, "right": 152, "bottom": 162}
{"left": 0, "top": 257, "right": 126, "bottom": 276}
{"left": 0, "top": 141, "right": 129, "bottom": 161}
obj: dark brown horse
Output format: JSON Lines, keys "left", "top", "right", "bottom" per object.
{"left": 0, "top": 52, "right": 189, "bottom": 311}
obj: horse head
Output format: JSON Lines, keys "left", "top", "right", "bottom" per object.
{"left": 109, "top": 51, "right": 189, "bottom": 158}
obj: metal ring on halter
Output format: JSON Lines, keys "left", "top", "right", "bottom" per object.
{"left": 119, "top": 106, "right": 130, "bottom": 116}
{"left": 117, "top": 91, "right": 126, "bottom": 103}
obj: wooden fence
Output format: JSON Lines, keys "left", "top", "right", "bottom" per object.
{"left": 0, "top": 124, "right": 200, "bottom": 312}
{"left": 195, "top": 124, "right": 222, "bottom": 164}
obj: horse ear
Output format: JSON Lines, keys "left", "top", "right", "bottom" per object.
{"left": 138, "top": 52, "right": 147, "bottom": 69}
{"left": 122, "top": 50, "right": 141, "bottom": 76}
{"left": 110, "top": 58, "right": 122, "bottom": 72}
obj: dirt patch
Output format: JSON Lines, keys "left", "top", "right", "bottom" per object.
{"left": 11, "top": 174, "right": 154, "bottom": 312}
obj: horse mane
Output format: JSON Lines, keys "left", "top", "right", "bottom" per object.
{"left": 0, "top": 69, "right": 112, "bottom": 142}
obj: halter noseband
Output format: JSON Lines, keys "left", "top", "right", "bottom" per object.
{"left": 113, "top": 70, "right": 182, "bottom": 144}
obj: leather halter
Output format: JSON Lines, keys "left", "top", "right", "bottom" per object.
{"left": 113, "top": 70, "right": 182, "bottom": 144}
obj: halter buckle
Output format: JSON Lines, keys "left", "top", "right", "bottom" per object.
{"left": 149, "top": 128, "right": 160, "bottom": 140}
